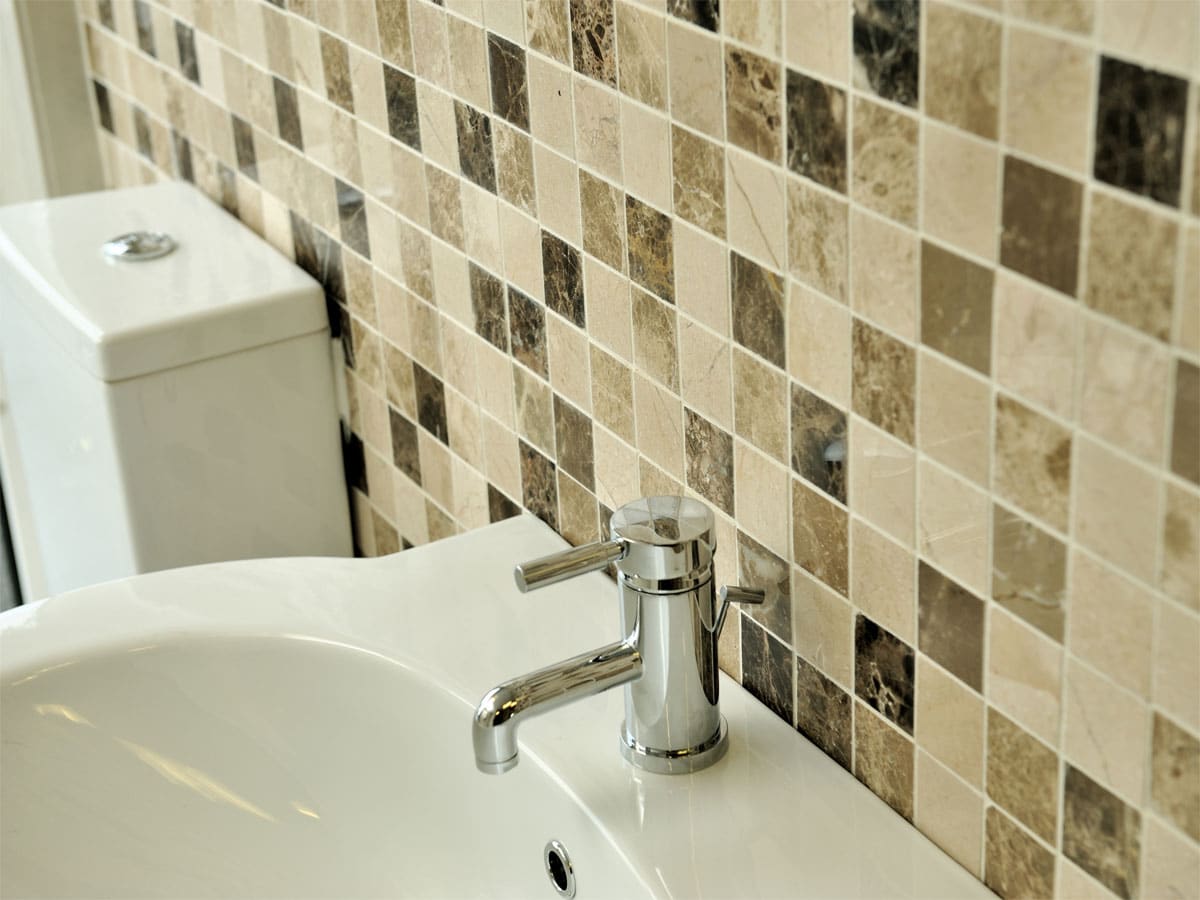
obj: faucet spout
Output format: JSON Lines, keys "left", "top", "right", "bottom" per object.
{"left": 473, "top": 639, "right": 642, "bottom": 774}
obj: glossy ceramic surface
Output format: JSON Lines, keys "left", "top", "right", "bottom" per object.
{"left": 0, "top": 517, "right": 993, "bottom": 899}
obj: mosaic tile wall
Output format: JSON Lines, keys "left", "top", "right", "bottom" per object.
{"left": 75, "top": 0, "right": 1199, "bottom": 895}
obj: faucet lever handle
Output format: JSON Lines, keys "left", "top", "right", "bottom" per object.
{"left": 514, "top": 539, "right": 626, "bottom": 592}
{"left": 714, "top": 585, "right": 766, "bottom": 635}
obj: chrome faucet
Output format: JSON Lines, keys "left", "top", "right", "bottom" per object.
{"left": 473, "top": 496, "right": 764, "bottom": 775}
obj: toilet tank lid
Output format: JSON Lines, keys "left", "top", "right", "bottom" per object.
{"left": 0, "top": 181, "right": 328, "bottom": 382}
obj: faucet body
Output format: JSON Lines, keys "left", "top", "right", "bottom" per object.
{"left": 473, "top": 497, "right": 763, "bottom": 775}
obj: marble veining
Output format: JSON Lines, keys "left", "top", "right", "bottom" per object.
{"left": 854, "top": 614, "right": 915, "bottom": 733}
{"left": 684, "top": 409, "right": 734, "bottom": 515}
{"left": 786, "top": 70, "right": 847, "bottom": 193}
{"left": 852, "top": 0, "right": 919, "bottom": 108}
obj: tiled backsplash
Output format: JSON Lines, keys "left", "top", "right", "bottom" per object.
{"left": 77, "top": 0, "right": 1198, "bottom": 896}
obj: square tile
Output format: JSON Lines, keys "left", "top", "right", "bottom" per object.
{"left": 625, "top": 194, "right": 674, "bottom": 304}
{"left": 669, "top": 0, "right": 718, "bottom": 31}
{"left": 987, "top": 707, "right": 1059, "bottom": 844}
{"left": 741, "top": 615, "right": 794, "bottom": 725}
{"left": 542, "top": 230, "right": 585, "bottom": 328}
{"left": 855, "top": 614, "right": 914, "bottom": 734}
{"left": 1075, "top": 436, "right": 1161, "bottom": 585}
{"left": 1093, "top": 55, "right": 1188, "bottom": 207}
{"left": 1161, "top": 484, "right": 1200, "bottom": 611}
{"left": 572, "top": 77, "right": 621, "bottom": 182}
{"left": 795, "top": 655, "right": 852, "bottom": 769}
{"left": 793, "top": 567, "right": 854, "bottom": 687}
{"left": 553, "top": 394, "right": 594, "bottom": 491}
{"left": 590, "top": 344, "right": 635, "bottom": 443}
{"left": 916, "top": 753, "right": 984, "bottom": 877}
{"left": 921, "top": 123, "right": 999, "bottom": 262}
{"left": 984, "top": 806, "right": 1056, "bottom": 900}
{"left": 526, "top": 0, "right": 572, "bottom": 63}
{"left": 725, "top": 46, "right": 782, "bottom": 163}
{"left": 849, "top": 210, "right": 917, "bottom": 341}
{"left": 1064, "top": 764, "right": 1143, "bottom": 899}
{"left": 634, "top": 374, "right": 684, "bottom": 479}
{"left": 992, "top": 506, "right": 1067, "bottom": 642}
{"left": 918, "top": 460, "right": 989, "bottom": 596}
{"left": 726, "top": 149, "right": 786, "bottom": 271}
{"left": 848, "top": 417, "right": 915, "bottom": 547}
{"left": 738, "top": 530, "right": 792, "bottom": 642}
{"left": 1064, "top": 659, "right": 1148, "bottom": 806}
{"left": 851, "top": 0, "right": 918, "bottom": 107}
{"left": 854, "top": 702, "right": 914, "bottom": 819}
{"left": 851, "top": 521, "right": 914, "bottom": 644}
{"left": 994, "top": 394, "right": 1071, "bottom": 533}
{"left": 735, "top": 443, "right": 790, "bottom": 559}
{"left": 788, "top": 283, "right": 851, "bottom": 407}
{"left": 792, "top": 478, "right": 848, "bottom": 596}
{"left": 785, "top": 69, "right": 847, "bottom": 193}
{"left": 918, "top": 560, "right": 985, "bottom": 692}
{"left": 616, "top": 1, "right": 666, "bottom": 110}
{"left": 488, "top": 32, "right": 530, "bottom": 131}
{"left": 621, "top": 100, "right": 671, "bottom": 211}
{"left": 851, "top": 97, "right": 917, "bottom": 226}
{"left": 1151, "top": 713, "right": 1200, "bottom": 842}
{"left": 1000, "top": 155, "right": 1083, "bottom": 297}
{"left": 920, "top": 242, "right": 993, "bottom": 376}
{"left": 570, "top": 0, "right": 616, "bottom": 86}
{"left": 852, "top": 319, "right": 915, "bottom": 445}
{"left": 672, "top": 126, "right": 725, "bottom": 239}
{"left": 579, "top": 171, "right": 625, "bottom": 272}
{"left": 684, "top": 409, "right": 734, "bottom": 516}
{"left": 632, "top": 288, "right": 679, "bottom": 391}
{"left": 731, "top": 251, "right": 785, "bottom": 368}
{"left": 785, "top": 0, "right": 848, "bottom": 85}
{"left": 924, "top": 3, "right": 1000, "bottom": 139}
{"left": 519, "top": 439, "right": 558, "bottom": 529}
{"left": 1084, "top": 189, "right": 1178, "bottom": 341}
{"left": 675, "top": 223, "right": 729, "bottom": 336}
{"left": 791, "top": 382, "right": 847, "bottom": 502}
{"left": 1004, "top": 26, "right": 1093, "bottom": 174}
{"left": 733, "top": 349, "right": 788, "bottom": 464}
{"left": 667, "top": 20, "right": 724, "bottom": 139}
{"left": 993, "top": 272, "right": 1077, "bottom": 419}
{"left": 918, "top": 350, "right": 990, "bottom": 487}
{"left": 786, "top": 177, "right": 848, "bottom": 301}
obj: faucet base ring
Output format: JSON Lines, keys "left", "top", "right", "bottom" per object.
{"left": 618, "top": 719, "right": 729, "bottom": 774}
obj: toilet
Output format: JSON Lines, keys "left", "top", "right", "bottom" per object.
{"left": 0, "top": 181, "right": 352, "bottom": 602}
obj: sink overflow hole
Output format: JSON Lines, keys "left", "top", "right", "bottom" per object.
{"left": 543, "top": 840, "right": 576, "bottom": 898}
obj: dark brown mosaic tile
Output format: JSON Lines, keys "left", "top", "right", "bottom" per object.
{"left": 175, "top": 21, "right": 198, "bottom": 83}
{"left": 455, "top": 102, "right": 497, "bottom": 194}
{"left": 488, "top": 33, "right": 529, "bottom": 131}
{"left": 580, "top": 171, "right": 625, "bottom": 271}
{"left": 93, "top": 81, "right": 113, "bottom": 133}
{"left": 569, "top": 0, "right": 616, "bottom": 87}
{"left": 336, "top": 180, "right": 370, "bottom": 259}
{"left": 553, "top": 395, "right": 595, "bottom": 492}
{"left": 790, "top": 383, "right": 847, "bottom": 503}
{"left": 1000, "top": 156, "right": 1083, "bottom": 297}
{"left": 793, "top": 478, "right": 849, "bottom": 596}
{"left": 855, "top": 701, "right": 914, "bottom": 820}
{"left": 992, "top": 507, "right": 1066, "bottom": 642}
{"left": 741, "top": 614, "right": 794, "bottom": 725}
{"left": 495, "top": 122, "right": 536, "bottom": 215}
{"left": 132, "top": 106, "right": 151, "bottom": 160}
{"left": 1171, "top": 360, "right": 1200, "bottom": 486}
{"left": 171, "top": 130, "right": 193, "bottom": 183}
{"left": 134, "top": 0, "right": 155, "bottom": 56}
{"left": 852, "top": 0, "right": 919, "bottom": 108}
{"left": 520, "top": 439, "right": 558, "bottom": 530}
{"left": 558, "top": 471, "right": 599, "bottom": 547}
{"left": 274, "top": 77, "right": 302, "bottom": 150}
{"left": 320, "top": 32, "right": 354, "bottom": 113}
{"left": 851, "top": 319, "right": 915, "bottom": 445}
{"left": 671, "top": 126, "right": 725, "bottom": 239}
{"left": 1064, "top": 765, "right": 1142, "bottom": 900}
{"left": 470, "top": 263, "right": 508, "bottom": 352}
{"left": 232, "top": 114, "right": 257, "bottom": 180}
{"left": 414, "top": 363, "right": 449, "bottom": 445}
{"left": 1094, "top": 56, "right": 1189, "bottom": 208}
{"left": 632, "top": 289, "right": 679, "bottom": 392}
{"left": 626, "top": 196, "right": 675, "bottom": 304}
{"left": 731, "top": 251, "right": 785, "bottom": 369}
{"left": 738, "top": 530, "right": 791, "bottom": 641}
{"left": 921, "top": 241, "right": 993, "bottom": 375}
{"left": 343, "top": 432, "right": 367, "bottom": 495}
{"left": 376, "top": 0, "right": 414, "bottom": 70}
{"left": 1151, "top": 712, "right": 1200, "bottom": 841}
{"left": 388, "top": 407, "right": 422, "bottom": 485}
{"left": 508, "top": 286, "right": 548, "bottom": 379}
{"left": 669, "top": 0, "right": 718, "bottom": 31}
{"left": 488, "top": 484, "right": 521, "bottom": 523}
{"left": 684, "top": 408, "right": 734, "bottom": 516}
{"left": 987, "top": 708, "right": 1058, "bottom": 844}
{"left": 785, "top": 69, "right": 847, "bottom": 193}
{"left": 854, "top": 614, "right": 914, "bottom": 734}
{"left": 725, "top": 47, "right": 782, "bottom": 163}
{"left": 917, "top": 561, "right": 985, "bottom": 692}
{"left": 384, "top": 64, "right": 421, "bottom": 151}
{"left": 542, "top": 231, "right": 585, "bottom": 328}
{"left": 373, "top": 511, "right": 400, "bottom": 556}
{"left": 291, "top": 213, "right": 346, "bottom": 309}
{"left": 795, "top": 655, "right": 852, "bottom": 770}
{"left": 985, "top": 806, "right": 1056, "bottom": 900}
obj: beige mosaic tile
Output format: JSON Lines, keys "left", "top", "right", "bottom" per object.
{"left": 792, "top": 566, "right": 853, "bottom": 688}
{"left": 993, "top": 271, "right": 1077, "bottom": 420}
{"left": 848, "top": 417, "right": 916, "bottom": 547}
{"left": 573, "top": 78, "right": 622, "bottom": 181}
{"left": 784, "top": 0, "right": 848, "bottom": 84}
{"left": 921, "top": 123, "right": 999, "bottom": 262}
{"left": 735, "top": 442, "right": 790, "bottom": 559}
{"left": 994, "top": 394, "right": 1071, "bottom": 533}
{"left": 1069, "top": 552, "right": 1154, "bottom": 699}
{"left": 726, "top": 148, "right": 786, "bottom": 271}
{"left": 916, "top": 752, "right": 984, "bottom": 877}
{"left": 680, "top": 318, "right": 733, "bottom": 430}
{"left": 925, "top": 2, "right": 1001, "bottom": 139}
{"left": 1064, "top": 658, "right": 1148, "bottom": 805}
{"left": 988, "top": 606, "right": 1064, "bottom": 744}
{"left": 851, "top": 97, "right": 917, "bottom": 228}
{"left": 851, "top": 519, "right": 915, "bottom": 643}
{"left": 918, "top": 351, "right": 990, "bottom": 487}
{"left": 1154, "top": 599, "right": 1200, "bottom": 732}
{"left": 667, "top": 20, "right": 724, "bottom": 139}
{"left": 1161, "top": 483, "right": 1200, "bottom": 611}
{"left": 615, "top": 1, "right": 666, "bottom": 110}
{"left": 1004, "top": 26, "right": 1093, "bottom": 174}
{"left": 848, "top": 210, "right": 917, "bottom": 342}
{"left": 674, "top": 222, "right": 729, "bottom": 337}
{"left": 918, "top": 460, "right": 989, "bottom": 596}
{"left": 787, "top": 177, "right": 848, "bottom": 301}
{"left": 732, "top": 348, "right": 788, "bottom": 463}
{"left": 621, "top": 100, "right": 672, "bottom": 211}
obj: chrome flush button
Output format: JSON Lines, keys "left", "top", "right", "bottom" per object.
{"left": 102, "top": 231, "right": 177, "bottom": 262}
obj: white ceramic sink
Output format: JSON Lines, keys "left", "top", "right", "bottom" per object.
{"left": 1, "top": 516, "right": 992, "bottom": 899}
